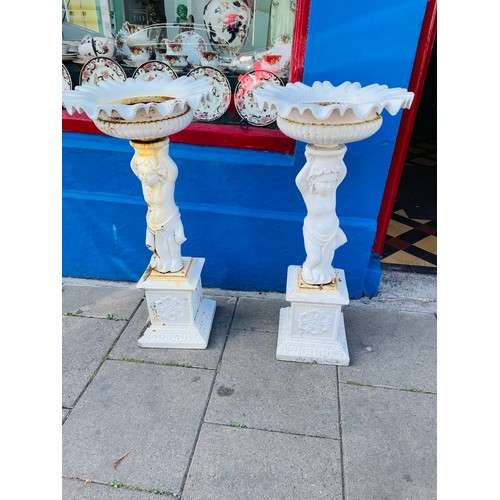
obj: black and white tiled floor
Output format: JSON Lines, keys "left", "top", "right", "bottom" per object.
{"left": 381, "top": 205, "right": 437, "bottom": 273}
{"left": 381, "top": 133, "right": 437, "bottom": 274}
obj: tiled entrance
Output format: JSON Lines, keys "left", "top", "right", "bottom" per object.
{"left": 381, "top": 204, "right": 437, "bottom": 272}
{"left": 381, "top": 40, "right": 437, "bottom": 274}
{"left": 381, "top": 133, "right": 437, "bottom": 273}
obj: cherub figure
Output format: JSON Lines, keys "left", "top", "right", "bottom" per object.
{"left": 130, "top": 140, "right": 186, "bottom": 273}
{"left": 296, "top": 146, "right": 348, "bottom": 284}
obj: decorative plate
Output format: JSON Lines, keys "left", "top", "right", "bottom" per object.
{"left": 173, "top": 30, "right": 206, "bottom": 66}
{"left": 79, "top": 57, "right": 127, "bottom": 87}
{"left": 62, "top": 64, "right": 72, "bottom": 93}
{"left": 234, "top": 70, "right": 284, "bottom": 126}
{"left": 186, "top": 66, "right": 231, "bottom": 122}
{"left": 132, "top": 60, "right": 177, "bottom": 81}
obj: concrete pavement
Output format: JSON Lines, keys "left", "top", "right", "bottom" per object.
{"left": 62, "top": 269, "right": 436, "bottom": 499}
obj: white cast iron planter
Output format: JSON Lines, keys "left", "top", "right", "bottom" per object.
{"left": 255, "top": 81, "right": 414, "bottom": 365}
{"left": 63, "top": 76, "right": 217, "bottom": 349}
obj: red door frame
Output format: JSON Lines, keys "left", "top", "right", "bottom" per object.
{"left": 372, "top": 0, "right": 437, "bottom": 255}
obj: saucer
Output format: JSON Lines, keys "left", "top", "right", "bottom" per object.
{"left": 121, "top": 59, "right": 149, "bottom": 68}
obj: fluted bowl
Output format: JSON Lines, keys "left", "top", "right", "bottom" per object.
{"left": 62, "top": 76, "right": 212, "bottom": 141}
{"left": 254, "top": 81, "right": 414, "bottom": 146}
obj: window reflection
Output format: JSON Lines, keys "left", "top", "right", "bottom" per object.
{"left": 62, "top": 1, "right": 297, "bottom": 127}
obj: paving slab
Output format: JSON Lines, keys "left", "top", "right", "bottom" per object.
{"left": 63, "top": 408, "right": 70, "bottom": 423}
{"left": 356, "top": 270, "right": 437, "bottom": 314}
{"left": 182, "top": 423, "right": 343, "bottom": 500}
{"left": 62, "top": 360, "right": 213, "bottom": 496}
{"left": 340, "top": 306, "right": 437, "bottom": 393}
{"left": 62, "top": 479, "right": 159, "bottom": 498}
{"left": 62, "top": 283, "right": 143, "bottom": 319}
{"left": 205, "top": 328, "right": 340, "bottom": 438}
{"left": 231, "top": 296, "right": 288, "bottom": 332}
{"left": 110, "top": 296, "right": 236, "bottom": 369}
{"left": 340, "top": 384, "right": 436, "bottom": 500}
{"left": 62, "top": 315, "right": 125, "bottom": 408}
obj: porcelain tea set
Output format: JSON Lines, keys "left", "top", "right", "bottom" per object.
{"left": 69, "top": 18, "right": 290, "bottom": 75}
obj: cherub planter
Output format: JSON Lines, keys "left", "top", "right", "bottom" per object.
{"left": 63, "top": 76, "right": 217, "bottom": 349}
{"left": 255, "top": 81, "right": 414, "bottom": 365}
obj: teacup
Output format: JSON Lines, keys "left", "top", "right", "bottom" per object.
{"left": 166, "top": 42, "right": 183, "bottom": 55}
{"left": 200, "top": 50, "right": 219, "bottom": 67}
{"left": 163, "top": 54, "right": 188, "bottom": 68}
{"left": 123, "top": 45, "right": 154, "bottom": 65}
{"left": 259, "top": 53, "right": 282, "bottom": 72}
{"left": 78, "top": 35, "right": 95, "bottom": 58}
{"left": 92, "top": 37, "right": 115, "bottom": 58}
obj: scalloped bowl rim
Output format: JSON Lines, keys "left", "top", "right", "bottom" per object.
{"left": 253, "top": 81, "right": 414, "bottom": 121}
{"left": 62, "top": 75, "right": 212, "bottom": 121}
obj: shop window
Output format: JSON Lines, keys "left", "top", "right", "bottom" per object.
{"left": 62, "top": 0, "right": 308, "bottom": 153}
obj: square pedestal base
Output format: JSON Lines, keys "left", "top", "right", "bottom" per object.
{"left": 276, "top": 266, "right": 350, "bottom": 366}
{"left": 136, "top": 257, "right": 216, "bottom": 349}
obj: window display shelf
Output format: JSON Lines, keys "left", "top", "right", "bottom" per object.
{"left": 62, "top": 0, "right": 309, "bottom": 154}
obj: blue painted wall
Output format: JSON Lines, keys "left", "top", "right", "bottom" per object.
{"left": 62, "top": 0, "right": 427, "bottom": 297}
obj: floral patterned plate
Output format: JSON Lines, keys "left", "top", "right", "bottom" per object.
{"left": 186, "top": 66, "right": 231, "bottom": 122}
{"left": 173, "top": 30, "right": 206, "bottom": 66}
{"left": 132, "top": 60, "right": 177, "bottom": 81}
{"left": 79, "top": 57, "right": 127, "bottom": 86}
{"left": 234, "top": 70, "right": 284, "bottom": 126}
{"left": 62, "top": 64, "right": 72, "bottom": 92}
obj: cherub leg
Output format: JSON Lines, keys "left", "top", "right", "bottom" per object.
{"left": 167, "top": 217, "right": 186, "bottom": 272}
{"left": 302, "top": 233, "right": 323, "bottom": 283}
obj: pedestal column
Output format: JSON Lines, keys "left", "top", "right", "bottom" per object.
{"left": 253, "top": 79, "right": 414, "bottom": 365}
{"left": 277, "top": 144, "right": 350, "bottom": 365}
{"left": 130, "top": 138, "right": 216, "bottom": 349}
{"left": 62, "top": 75, "right": 217, "bottom": 350}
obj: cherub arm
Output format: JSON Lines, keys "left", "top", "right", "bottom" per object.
{"left": 295, "top": 151, "right": 314, "bottom": 193}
